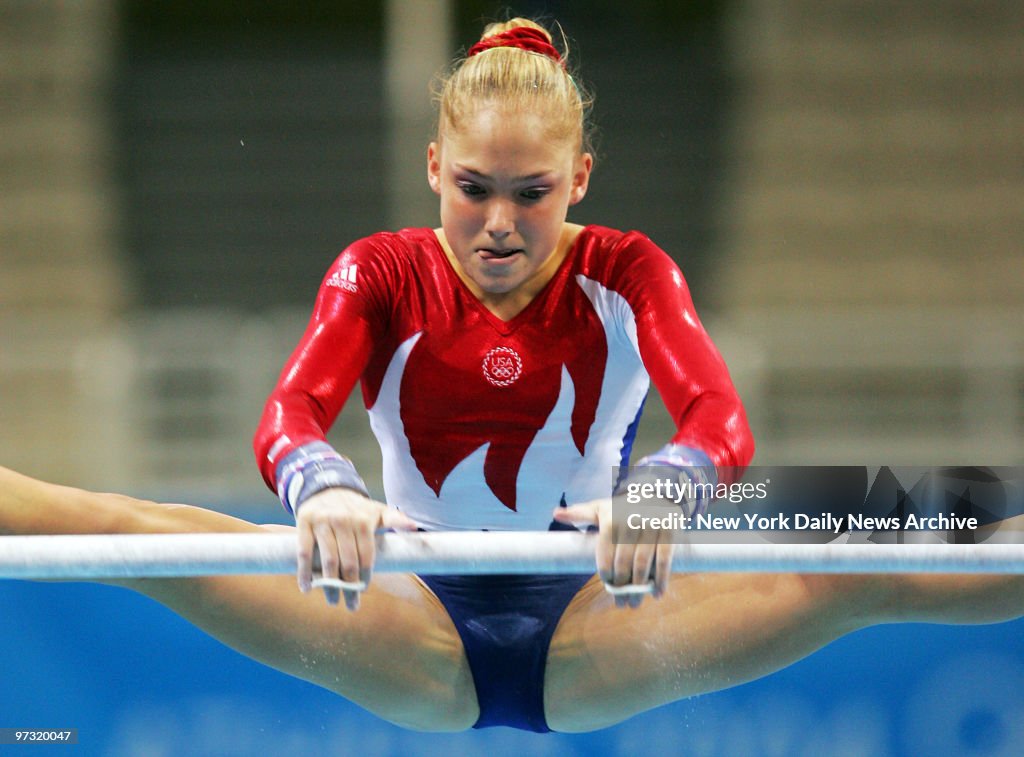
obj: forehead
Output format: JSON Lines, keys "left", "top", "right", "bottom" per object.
{"left": 440, "top": 105, "right": 576, "bottom": 175}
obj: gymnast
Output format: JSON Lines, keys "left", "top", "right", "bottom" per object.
{"left": 2, "top": 17, "right": 1022, "bottom": 735}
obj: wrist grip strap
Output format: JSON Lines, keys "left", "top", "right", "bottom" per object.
{"left": 615, "top": 443, "right": 718, "bottom": 516}
{"left": 274, "top": 441, "right": 369, "bottom": 517}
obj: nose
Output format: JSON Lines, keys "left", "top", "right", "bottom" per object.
{"left": 484, "top": 199, "right": 514, "bottom": 239}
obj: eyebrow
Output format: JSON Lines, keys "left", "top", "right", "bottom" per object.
{"left": 454, "top": 164, "right": 554, "bottom": 182}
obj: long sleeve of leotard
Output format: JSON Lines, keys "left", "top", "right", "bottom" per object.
{"left": 609, "top": 232, "right": 754, "bottom": 479}
{"left": 253, "top": 236, "right": 397, "bottom": 490}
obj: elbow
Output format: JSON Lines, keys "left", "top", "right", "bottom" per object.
{"left": 713, "top": 406, "right": 754, "bottom": 484}
{"left": 731, "top": 404, "right": 756, "bottom": 469}
{"left": 253, "top": 396, "right": 290, "bottom": 488}
{"left": 740, "top": 406, "right": 756, "bottom": 464}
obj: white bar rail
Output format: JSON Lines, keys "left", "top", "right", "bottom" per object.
{"left": 2, "top": 532, "right": 1024, "bottom": 579}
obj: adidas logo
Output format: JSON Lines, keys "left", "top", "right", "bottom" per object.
{"left": 326, "top": 264, "right": 358, "bottom": 292}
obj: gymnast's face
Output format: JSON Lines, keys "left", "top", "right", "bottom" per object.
{"left": 428, "top": 104, "right": 592, "bottom": 301}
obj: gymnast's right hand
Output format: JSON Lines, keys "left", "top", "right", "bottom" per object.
{"left": 295, "top": 487, "right": 418, "bottom": 610}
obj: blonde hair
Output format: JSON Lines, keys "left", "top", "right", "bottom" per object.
{"left": 435, "top": 18, "right": 594, "bottom": 154}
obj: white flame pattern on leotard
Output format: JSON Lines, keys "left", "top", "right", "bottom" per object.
{"left": 367, "top": 275, "right": 650, "bottom": 531}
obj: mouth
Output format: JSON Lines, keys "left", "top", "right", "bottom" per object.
{"left": 477, "top": 247, "right": 524, "bottom": 261}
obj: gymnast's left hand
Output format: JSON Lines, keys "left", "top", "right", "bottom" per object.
{"left": 553, "top": 499, "right": 674, "bottom": 608}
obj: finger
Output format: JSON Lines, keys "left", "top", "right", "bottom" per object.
{"left": 653, "top": 537, "right": 675, "bottom": 599}
{"left": 352, "top": 519, "right": 376, "bottom": 605}
{"left": 631, "top": 540, "right": 656, "bottom": 583}
{"left": 611, "top": 545, "right": 640, "bottom": 610}
{"left": 595, "top": 507, "right": 616, "bottom": 585}
{"left": 380, "top": 508, "right": 419, "bottom": 532}
{"left": 296, "top": 519, "right": 317, "bottom": 593}
{"left": 608, "top": 515, "right": 644, "bottom": 608}
{"left": 323, "top": 583, "right": 342, "bottom": 606}
{"left": 630, "top": 540, "right": 656, "bottom": 607}
{"left": 335, "top": 527, "right": 362, "bottom": 611}
{"left": 342, "top": 588, "right": 359, "bottom": 611}
{"left": 313, "top": 521, "right": 342, "bottom": 605}
{"left": 553, "top": 502, "right": 600, "bottom": 527}
{"left": 611, "top": 525, "right": 640, "bottom": 587}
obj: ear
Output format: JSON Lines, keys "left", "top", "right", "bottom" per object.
{"left": 568, "top": 152, "right": 593, "bottom": 206}
{"left": 427, "top": 142, "right": 442, "bottom": 195}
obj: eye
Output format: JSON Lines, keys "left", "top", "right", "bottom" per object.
{"left": 456, "top": 181, "right": 485, "bottom": 197}
{"left": 520, "top": 188, "right": 549, "bottom": 202}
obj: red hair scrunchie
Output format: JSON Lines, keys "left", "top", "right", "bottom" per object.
{"left": 467, "top": 28, "right": 563, "bottom": 66}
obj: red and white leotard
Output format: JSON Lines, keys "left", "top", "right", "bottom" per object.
{"left": 254, "top": 225, "right": 753, "bottom": 531}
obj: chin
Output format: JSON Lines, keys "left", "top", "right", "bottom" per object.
{"left": 478, "top": 280, "right": 519, "bottom": 295}
{"left": 470, "top": 267, "right": 524, "bottom": 292}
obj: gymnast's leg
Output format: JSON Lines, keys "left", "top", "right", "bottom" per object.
{"left": 544, "top": 537, "right": 1024, "bottom": 732}
{"left": 0, "top": 466, "right": 477, "bottom": 731}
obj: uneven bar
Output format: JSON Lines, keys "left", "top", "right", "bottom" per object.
{"left": 1, "top": 532, "right": 1024, "bottom": 579}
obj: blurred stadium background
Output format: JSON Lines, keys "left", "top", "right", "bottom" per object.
{"left": 1, "top": 2, "right": 1022, "bottom": 754}
{"left": 2, "top": 0, "right": 1021, "bottom": 506}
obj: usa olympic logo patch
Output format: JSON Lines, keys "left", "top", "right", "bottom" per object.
{"left": 482, "top": 346, "right": 522, "bottom": 387}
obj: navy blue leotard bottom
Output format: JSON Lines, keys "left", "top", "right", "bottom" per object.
{"left": 419, "top": 569, "right": 593, "bottom": 732}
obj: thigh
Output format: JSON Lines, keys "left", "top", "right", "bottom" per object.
{"left": 1, "top": 468, "right": 478, "bottom": 731}
{"left": 129, "top": 524, "right": 478, "bottom": 731}
{"left": 543, "top": 571, "right": 880, "bottom": 733}
{"left": 130, "top": 567, "right": 477, "bottom": 731}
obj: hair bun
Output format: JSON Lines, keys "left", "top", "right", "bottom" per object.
{"left": 467, "top": 27, "right": 563, "bottom": 66}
